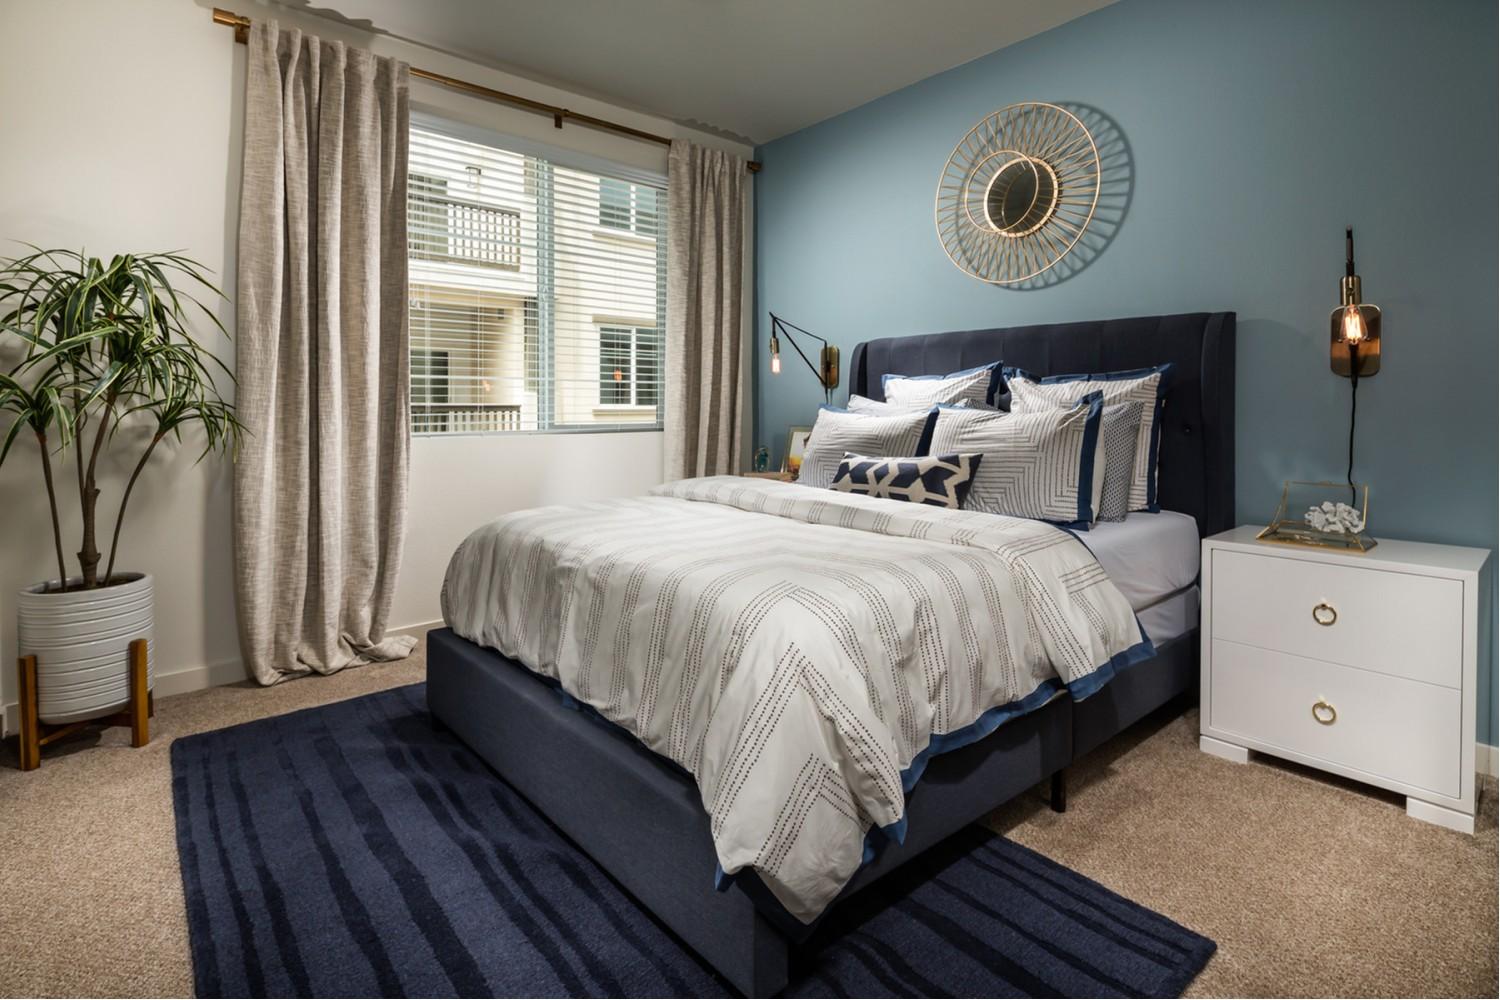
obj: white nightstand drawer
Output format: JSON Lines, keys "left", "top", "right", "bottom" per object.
{"left": 1210, "top": 548, "right": 1462, "bottom": 688}
{"left": 1209, "top": 638, "right": 1461, "bottom": 798}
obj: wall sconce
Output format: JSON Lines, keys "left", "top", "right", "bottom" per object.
{"left": 1330, "top": 226, "right": 1381, "bottom": 500}
{"left": 1330, "top": 227, "right": 1381, "bottom": 378}
{"left": 769, "top": 313, "right": 840, "bottom": 405}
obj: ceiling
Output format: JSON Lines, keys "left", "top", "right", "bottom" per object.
{"left": 285, "top": 0, "right": 1115, "bottom": 145}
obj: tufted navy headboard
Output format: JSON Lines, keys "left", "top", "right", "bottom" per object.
{"left": 850, "top": 312, "right": 1236, "bottom": 537}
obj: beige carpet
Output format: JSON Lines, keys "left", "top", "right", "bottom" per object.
{"left": 0, "top": 627, "right": 1494, "bottom": 998}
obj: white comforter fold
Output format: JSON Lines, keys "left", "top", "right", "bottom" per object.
{"left": 441, "top": 476, "right": 1146, "bottom": 921}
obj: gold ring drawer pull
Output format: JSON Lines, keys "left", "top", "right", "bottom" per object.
{"left": 1311, "top": 699, "right": 1337, "bottom": 725}
{"left": 1311, "top": 602, "right": 1337, "bottom": 626}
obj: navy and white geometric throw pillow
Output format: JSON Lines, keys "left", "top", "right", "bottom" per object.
{"left": 830, "top": 452, "right": 983, "bottom": 509}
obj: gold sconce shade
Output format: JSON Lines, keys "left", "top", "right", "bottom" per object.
{"left": 935, "top": 102, "right": 1101, "bottom": 285}
{"left": 1330, "top": 281, "right": 1381, "bottom": 377}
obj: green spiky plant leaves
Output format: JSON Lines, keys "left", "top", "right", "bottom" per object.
{"left": 0, "top": 247, "right": 244, "bottom": 591}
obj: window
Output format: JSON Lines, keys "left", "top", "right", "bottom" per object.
{"left": 598, "top": 326, "right": 659, "bottom": 406}
{"left": 407, "top": 122, "right": 667, "bottom": 433}
{"left": 411, "top": 348, "right": 450, "bottom": 433}
{"left": 598, "top": 177, "right": 659, "bottom": 236}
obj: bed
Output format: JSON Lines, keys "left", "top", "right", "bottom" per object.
{"left": 427, "top": 310, "right": 1235, "bottom": 995}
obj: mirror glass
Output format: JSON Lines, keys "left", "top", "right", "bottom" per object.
{"left": 985, "top": 157, "right": 1058, "bottom": 237}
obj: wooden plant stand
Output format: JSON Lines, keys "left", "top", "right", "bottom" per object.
{"left": 16, "top": 638, "right": 152, "bottom": 771}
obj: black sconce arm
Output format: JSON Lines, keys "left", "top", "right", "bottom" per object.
{"left": 769, "top": 313, "right": 840, "bottom": 404}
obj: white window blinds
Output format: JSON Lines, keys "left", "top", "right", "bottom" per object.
{"left": 408, "top": 122, "right": 667, "bottom": 434}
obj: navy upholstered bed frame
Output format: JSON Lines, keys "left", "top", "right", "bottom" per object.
{"left": 428, "top": 311, "right": 1236, "bottom": 996}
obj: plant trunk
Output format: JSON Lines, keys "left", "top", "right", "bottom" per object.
{"left": 77, "top": 388, "right": 117, "bottom": 588}
{"left": 74, "top": 392, "right": 86, "bottom": 499}
{"left": 35, "top": 430, "right": 70, "bottom": 591}
{"left": 104, "top": 431, "right": 164, "bottom": 584}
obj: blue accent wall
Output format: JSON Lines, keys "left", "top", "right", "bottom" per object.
{"left": 753, "top": 0, "right": 1498, "bottom": 743}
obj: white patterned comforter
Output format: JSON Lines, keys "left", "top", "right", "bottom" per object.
{"left": 441, "top": 476, "right": 1148, "bottom": 922}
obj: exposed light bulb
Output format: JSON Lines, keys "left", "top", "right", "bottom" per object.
{"left": 1341, "top": 304, "right": 1366, "bottom": 345}
{"left": 770, "top": 353, "right": 781, "bottom": 375}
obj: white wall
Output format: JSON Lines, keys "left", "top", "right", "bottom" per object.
{"left": 0, "top": 0, "right": 753, "bottom": 732}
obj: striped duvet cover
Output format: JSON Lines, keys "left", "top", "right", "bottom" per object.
{"left": 440, "top": 476, "right": 1149, "bottom": 922}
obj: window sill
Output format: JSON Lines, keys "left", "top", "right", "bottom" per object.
{"left": 592, "top": 404, "right": 658, "bottom": 416}
{"left": 591, "top": 225, "right": 657, "bottom": 247}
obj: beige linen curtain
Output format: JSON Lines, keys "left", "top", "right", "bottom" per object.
{"left": 233, "top": 21, "right": 415, "bottom": 685}
{"left": 665, "top": 140, "right": 747, "bottom": 480}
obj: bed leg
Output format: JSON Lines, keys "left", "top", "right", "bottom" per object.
{"left": 1050, "top": 768, "right": 1067, "bottom": 813}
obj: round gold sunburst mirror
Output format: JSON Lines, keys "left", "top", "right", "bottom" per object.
{"left": 936, "top": 102, "right": 1101, "bottom": 285}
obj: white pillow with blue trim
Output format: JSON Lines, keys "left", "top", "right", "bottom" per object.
{"left": 926, "top": 396, "right": 1106, "bottom": 527}
{"left": 797, "top": 406, "right": 938, "bottom": 490}
{"left": 846, "top": 394, "right": 970, "bottom": 415}
{"left": 1005, "top": 364, "right": 1170, "bottom": 513}
{"left": 881, "top": 362, "right": 1003, "bottom": 410}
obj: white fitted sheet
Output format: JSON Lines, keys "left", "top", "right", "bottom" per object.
{"left": 1135, "top": 585, "right": 1199, "bottom": 644}
{"left": 1074, "top": 510, "right": 1201, "bottom": 609}
{"left": 1072, "top": 510, "right": 1202, "bottom": 642}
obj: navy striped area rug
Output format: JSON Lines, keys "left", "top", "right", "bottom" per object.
{"left": 172, "top": 684, "right": 1213, "bottom": 998}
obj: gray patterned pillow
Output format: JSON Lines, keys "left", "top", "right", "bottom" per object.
{"left": 881, "top": 362, "right": 1002, "bottom": 410}
{"left": 1097, "top": 403, "right": 1143, "bottom": 522}
{"left": 926, "top": 396, "right": 1105, "bottom": 526}
{"left": 845, "top": 393, "right": 964, "bottom": 415}
{"left": 830, "top": 452, "right": 983, "bottom": 509}
{"left": 1006, "top": 365, "right": 1170, "bottom": 512}
{"left": 797, "top": 406, "right": 938, "bottom": 489}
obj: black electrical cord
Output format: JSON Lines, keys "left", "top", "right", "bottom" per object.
{"left": 1346, "top": 342, "right": 1359, "bottom": 504}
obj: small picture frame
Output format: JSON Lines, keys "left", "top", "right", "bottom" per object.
{"left": 783, "top": 426, "right": 813, "bottom": 475}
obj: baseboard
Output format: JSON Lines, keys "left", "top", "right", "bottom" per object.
{"left": 1479, "top": 743, "right": 1499, "bottom": 779}
{"left": 394, "top": 618, "right": 443, "bottom": 635}
{"left": 2, "top": 655, "right": 246, "bottom": 738}
{"left": 1, "top": 620, "right": 442, "bottom": 738}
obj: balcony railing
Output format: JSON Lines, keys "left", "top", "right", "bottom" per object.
{"left": 410, "top": 196, "right": 522, "bottom": 270}
{"left": 412, "top": 403, "right": 523, "bottom": 434}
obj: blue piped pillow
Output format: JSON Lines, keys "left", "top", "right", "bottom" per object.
{"left": 881, "top": 361, "right": 1004, "bottom": 409}
{"left": 926, "top": 395, "right": 1106, "bottom": 527}
{"left": 1004, "top": 364, "right": 1171, "bottom": 512}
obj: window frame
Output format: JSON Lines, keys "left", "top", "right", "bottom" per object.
{"left": 596, "top": 324, "right": 660, "bottom": 409}
{"left": 597, "top": 177, "right": 659, "bottom": 237}
{"left": 407, "top": 113, "right": 668, "bottom": 438}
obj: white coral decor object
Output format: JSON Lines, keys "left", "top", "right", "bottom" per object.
{"left": 1304, "top": 500, "right": 1364, "bottom": 535}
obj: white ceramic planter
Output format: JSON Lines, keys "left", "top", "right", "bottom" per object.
{"left": 18, "top": 573, "right": 154, "bottom": 724}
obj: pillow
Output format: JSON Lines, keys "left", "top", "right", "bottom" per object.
{"left": 881, "top": 362, "right": 1004, "bottom": 410}
{"left": 797, "top": 406, "right": 938, "bottom": 490}
{"left": 926, "top": 396, "right": 1105, "bottom": 527}
{"left": 845, "top": 393, "right": 966, "bottom": 415}
{"left": 1005, "top": 364, "right": 1171, "bottom": 512}
{"left": 830, "top": 452, "right": 983, "bottom": 509}
{"left": 1096, "top": 402, "right": 1143, "bottom": 522}
{"left": 1016, "top": 397, "right": 1142, "bottom": 523}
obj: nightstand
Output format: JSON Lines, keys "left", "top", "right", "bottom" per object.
{"left": 740, "top": 471, "right": 795, "bottom": 482}
{"left": 1200, "top": 526, "right": 1490, "bottom": 834}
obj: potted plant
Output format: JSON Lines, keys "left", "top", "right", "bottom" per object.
{"left": 0, "top": 248, "right": 241, "bottom": 727}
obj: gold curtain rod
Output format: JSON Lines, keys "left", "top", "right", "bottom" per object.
{"left": 211, "top": 8, "right": 761, "bottom": 173}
